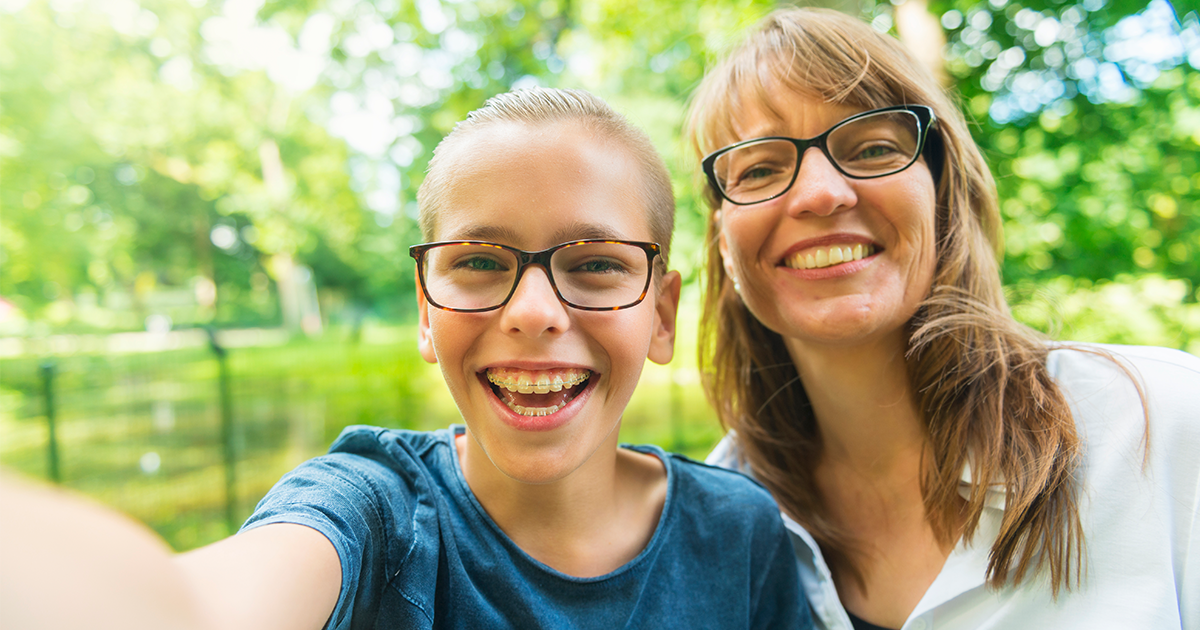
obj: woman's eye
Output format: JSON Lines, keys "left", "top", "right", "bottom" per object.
{"left": 854, "top": 144, "right": 897, "bottom": 160}
{"left": 741, "top": 166, "right": 775, "bottom": 181}
{"left": 732, "top": 165, "right": 785, "bottom": 189}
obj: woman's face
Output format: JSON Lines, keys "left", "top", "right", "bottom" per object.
{"left": 715, "top": 89, "right": 938, "bottom": 352}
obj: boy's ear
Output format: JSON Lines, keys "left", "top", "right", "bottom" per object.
{"left": 647, "top": 270, "right": 682, "bottom": 366}
{"left": 416, "top": 269, "right": 438, "bottom": 364}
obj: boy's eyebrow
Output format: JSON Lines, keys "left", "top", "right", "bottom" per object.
{"left": 448, "top": 223, "right": 629, "bottom": 246}
{"left": 550, "top": 223, "right": 626, "bottom": 244}
{"left": 454, "top": 225, "right": 522, "bottom": 243}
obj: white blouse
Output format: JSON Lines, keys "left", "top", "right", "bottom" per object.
{"left": 708, "top": 344, "right": 1200, "bottom": 630}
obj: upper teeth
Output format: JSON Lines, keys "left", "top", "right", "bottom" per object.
{"left": 486, "top": 368, "right": 590, "bottom": 394}
{"left": 785, "top": 244, "right": 875, "bottom": 270}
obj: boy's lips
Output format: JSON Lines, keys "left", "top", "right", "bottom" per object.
{"left": 482, "top": 366, "right": 593, "bottom": 418}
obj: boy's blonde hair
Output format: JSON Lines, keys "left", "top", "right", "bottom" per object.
{"left": 418, "top": 88, "right": 675, "bottom": 265}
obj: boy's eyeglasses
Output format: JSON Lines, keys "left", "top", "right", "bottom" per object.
{"left": 701, "top": 105, "right": 938, "bottom": 206}
{"left": 409, "top": 239, "right": 661, "bottom": 313}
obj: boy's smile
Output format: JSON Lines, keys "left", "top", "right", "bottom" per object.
{"left": 484, "top": 367, "right": 592, "bottom": 419}
{"left": 417, "top": 119, "right": 680, "bottom": 485}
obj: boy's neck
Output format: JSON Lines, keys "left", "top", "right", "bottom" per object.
{"left": 455, "top": 431, "right": 667, "bottom": 578}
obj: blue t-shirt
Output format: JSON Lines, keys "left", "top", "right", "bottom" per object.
{"left": 242, "top": 425, "right": 810, "bottom": 629}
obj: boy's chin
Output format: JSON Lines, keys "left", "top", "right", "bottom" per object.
{"left": 480, "top": 442, "right": 596, "bottom": 486}
{"left": 467, "top": 417, "right": 620, "bottom": 487}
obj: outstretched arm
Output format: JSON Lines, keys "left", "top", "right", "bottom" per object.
{"left": 0, "top": 472, "right": 341, "bottom": 630}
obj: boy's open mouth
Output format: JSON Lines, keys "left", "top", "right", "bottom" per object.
{"left": 484, "top": 367, "right": 593, "bottom": 417}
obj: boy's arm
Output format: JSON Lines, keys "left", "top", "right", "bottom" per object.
{"left": 175, "top": 522, "right": 342, "bottom": 630}
{"left": 0, "top": 472, "right": 341, "bottom": 630}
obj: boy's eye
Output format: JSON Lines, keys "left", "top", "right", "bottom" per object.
{"left": 571, "top": 258, "right": 628, "bottom": 274}
{"left": 453, "top": 255, "right": 509, "bottom": 272}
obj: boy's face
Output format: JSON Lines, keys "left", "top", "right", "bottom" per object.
{"left": 417, "top": 121, "right": 681, "bottom": 485}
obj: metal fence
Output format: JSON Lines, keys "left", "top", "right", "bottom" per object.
{"left": 0, "top": 326, "right": 720, "bottom": 551}
{"left": 0, "top": 327, "right": 445, "bottom": 550}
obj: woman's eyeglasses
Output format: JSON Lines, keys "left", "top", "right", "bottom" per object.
{"left": 702, "top": 105, "right": 938, "bottom": 206}
{"left": 409, "top": 239, "right": 661, "bottom": 313}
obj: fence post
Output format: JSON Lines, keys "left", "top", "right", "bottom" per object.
{"left": 205, "top": 328, "right": 237, "bottom": 535}
{"left": 670, "top": 370, "right": 684, "bottom": 454}
{"left": 40, "top": 362, "right": 61, "bottom": 484}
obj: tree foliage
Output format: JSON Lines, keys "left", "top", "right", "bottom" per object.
{"left": 2, "top": 0, "right": 1197, "bottom": 349}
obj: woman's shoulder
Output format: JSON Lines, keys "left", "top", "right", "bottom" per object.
{"left": 1047, "top": 342, "right": 1200, "bottom": 470}
{"left": 1047, "top": 342, "right": 1200, "bottom": 380}
{"left": 1046, "top": 343, "right": 1200, "bottom": 420}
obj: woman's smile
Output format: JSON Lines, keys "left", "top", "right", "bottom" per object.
{"left": 782, "top": 243, "right": 877, "bottom": 271}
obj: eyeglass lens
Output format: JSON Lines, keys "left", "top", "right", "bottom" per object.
{"left": 420, "top": 242, "right": 652, "bottom": 311}
{"left": 712, "top": 109, "right": 923, "bottom": 204}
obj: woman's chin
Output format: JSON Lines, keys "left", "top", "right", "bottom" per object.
{"left": 774, "top": 308, "right": 913, "bottom": 352}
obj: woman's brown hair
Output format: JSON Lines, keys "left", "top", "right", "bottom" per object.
{"left": 687, "top": 7, "right": 1084, "bottom": 594}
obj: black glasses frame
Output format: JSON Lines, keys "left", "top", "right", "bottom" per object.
{"left": 408, "top": 239, "right": 662, "bottom": 313}
{"left": 701, "top": 104, "right": 938, "bottom": 206}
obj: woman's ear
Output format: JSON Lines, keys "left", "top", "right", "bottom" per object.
{"left": 416, "top": 269, "right": 438, "bottom": 364}
{"left": 716, "top": 213, "right": 737, "bottom": 281}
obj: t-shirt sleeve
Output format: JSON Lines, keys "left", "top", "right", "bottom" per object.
{"left": 239, "top": 429, "right": 429, "bottom": 630}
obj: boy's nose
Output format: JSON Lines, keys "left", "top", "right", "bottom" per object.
{"left": 499, "top": 266, "right": 570, "bottom": 337}
{"left": 782, "top": 147, "right": 857, "bottom": 218}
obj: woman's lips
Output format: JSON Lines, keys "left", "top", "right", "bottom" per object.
{"left": 783, "top": 243, "right": 876, "bottom": 270}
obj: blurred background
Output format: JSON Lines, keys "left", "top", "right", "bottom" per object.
{"left": 1, "top": 0, "right": 1196, "bottom": 550}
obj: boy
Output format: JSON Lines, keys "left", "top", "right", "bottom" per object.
{"left": 0, "top": 88, "right": 808, "bottom": 629}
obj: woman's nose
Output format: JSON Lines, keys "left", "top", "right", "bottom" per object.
{"left": 498, "top": 266, "right": 570, "bottom": 338}
{"left": 782, "top": 146, "right": 857, "bottom": 218}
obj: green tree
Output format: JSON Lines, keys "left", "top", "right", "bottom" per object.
{"left": 0, "top": 0, "right": 405, "bottom": 332}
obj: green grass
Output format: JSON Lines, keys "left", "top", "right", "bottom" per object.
{"left": 0, "top": 320, "right": 722, "bottom": 551}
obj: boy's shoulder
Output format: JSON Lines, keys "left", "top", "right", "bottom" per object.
{"left": 257, "top": 425, "right": 458, "bottom": 512}
{"left": 624, "top": 444, "right": 782, "bottom": 519}
{"left": 248, "top": 425, "right": 458, "bottom": 520}
{"left": 327, "top": 424, "right": 455, "bottom": 460}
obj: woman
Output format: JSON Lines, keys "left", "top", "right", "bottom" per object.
{"left": 687, "top": 8, "right": 1198, "bottom": 630}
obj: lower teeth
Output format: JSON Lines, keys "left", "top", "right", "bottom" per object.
{"left": 504, "top": 401, "right": 566, "bottom": 416}
{"left": 499, "top": 390, "right": 568, "bottom": 417}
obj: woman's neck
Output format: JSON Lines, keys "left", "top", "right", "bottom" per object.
{"left": 786, "top": 333, "right": 957, "bottom": 628}
{"left": 785, "top": 332, "right": 926, "bottom": 478}
{"left": 456, "top": 431, "right": 666, "bottom": 577}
